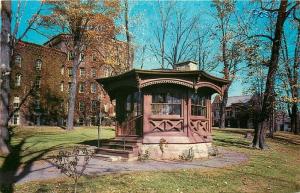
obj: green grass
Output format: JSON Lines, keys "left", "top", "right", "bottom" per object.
{"left": 2, "top": 127, "right": 300, "bottom": 193}
{"left": 0, "top": 126, "right": 115, "bottom": 171}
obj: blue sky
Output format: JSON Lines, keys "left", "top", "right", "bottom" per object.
{"left": 12, "top": 0, "right": 297, "bottom": 97}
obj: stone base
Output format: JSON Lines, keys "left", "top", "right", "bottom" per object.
{"left": 139, "top": 143, "right": 212, "bottom": 160}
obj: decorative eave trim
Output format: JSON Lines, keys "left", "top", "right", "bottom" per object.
{"left": 140, "top": 78, "right": 194, "bottom": 89}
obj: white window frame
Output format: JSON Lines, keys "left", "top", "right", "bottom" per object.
{"left": 15, "top": 55, "right": 22, "bottom": 67}
{"left": 15, "top": 74, "right": 21, "bottom": 87}
{"left": 91, "top": 83, "right": 97, "bottom": 93}
{"left": 79, "top": 82, "right": 85, "bottom": 93}
{"left": 36, "top": 60, "right": 42, "bottom": 71}
{"left": 79, "top": 68, "right": 85, "bottom": 77}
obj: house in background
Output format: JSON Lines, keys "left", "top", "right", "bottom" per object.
{"left": 212, "top": 95, "right": 253, "bottom": 128}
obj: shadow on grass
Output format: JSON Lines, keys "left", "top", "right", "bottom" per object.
{"left": 0, "top": 138, "right": 64, "bottom": 193}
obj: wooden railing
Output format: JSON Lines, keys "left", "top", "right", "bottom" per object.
{"left": 149, "top": 117, "right": 184, "bottom": 132}
{"left": 189, "top": 118, "right": 210, "bottom": 137}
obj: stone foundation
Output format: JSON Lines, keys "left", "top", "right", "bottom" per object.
{"left": 139, "top": 143, "right": 212, "bottom": 160}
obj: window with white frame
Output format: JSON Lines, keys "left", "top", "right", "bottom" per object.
{"left": 92, "top": 53, "right": 97, "bottom": 61}
{"left": 35, "top": 77, "right": 41, "bottom": 89}
{"left": 91, "top": 100, "right": 98, "bottom": 111}
{"left": 79, "top": 68, "right": 85, "bottom": 77}
{"left": 79, "top": 53, "right": 85, "bottom": 61}
{"left": 91, "top": 83, "right": 97, "bottom": 93}
{"left": 60, "top": 81, "right": 64, "bottom": 92}
{"left": 15, "top": 55, "right": 22, "bottom": 67}
{"left": 79, "top": 101, "right": 85, "bottom": 112}
{"left": 79, "top": 82, "right": 85, "bottom": 93}
{"left": 68, "top": 52, "right": 74, "bottom": 60}
{"left": 103, "top": 66, "right": 111, "bottom": 77}
{"left": 68, "top": 68, "right": 73, "bottom": 77}
{"left": 35, "top": 60, "right": 42, "bottom": 71}
{"left": 78, "top": 117, "right": 84, "bottom": 125}
{"left": 68, "top": 82, "right": 72, "bottom": 93}
{"left": 61, "top": 65, "right": 64, "bottom": 75}
{"left": 13, "top": 97, "right": 20, "bottom": 109}
{"left": 91, "top": 68, "right": 96, "bottom": 77}
{"left": 15, "top": 74, "right": 21, "bottom": 87}
{"left": 35, "top": 99, "right": 40, "bottom": 110}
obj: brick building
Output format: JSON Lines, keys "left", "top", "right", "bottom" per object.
{"left": 212, "top": 95, "right": 254, "bottom": 128}
{"left": 10, "top": 34, "right": 131, "bottom": 126}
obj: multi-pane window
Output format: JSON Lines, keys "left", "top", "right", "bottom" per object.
{"left": 91, "top": 100, "right": 98, "bottom": 111}
{"left": 79, "top": 53, "right": 85, "bottom": 61}
{"left": 91, "top": 68, "right": 96, "bottom": 77}
{"left": 68, "top": 82, "right": 72, "bottom": 93}
{"left": 15, "top": 74, "right": 21, "bottom": 87}
{"left": 35, "top": 99, "right": 40, "bottom": 110}
{"left": 91, "top": 116, "right": 97, "bottom": 126}
{"left": 92, "top": 53, "right": 97, "bottom": 61}
{"left": 68, "top": 68, "right": 73, "bottom": 77}
{"left": 91, "top": 83, "right": 97, "bottom": 93}
{"left": 13, "top": 97, "right": 20, "bottom": 109}
{"left": 35, "top": 77, "right": 41, "bottom": 89}
{"left": 79, "top": 68, "right": 85, "bottom": 77}
{"left": 68, "top": 52, "right": 74, "bottom": 61}
{"left": 103, "top": 66, "right": 111, "bottom": 77}
{"left": 35, "top": 60, "right": 42, "bottom": 71}
{"left": 79, "top": 82, "right": 85, "bottom": 93}
{"left": 61, "top": 65, "right": 64, "bottom": 75}
{"left": 60, "top": 81, "right": 64, "bottom": 92}
{"left": 78, "top": 117, "right": 84, "bottom": 125}
{"left": 152, "top": 92, "right": 181, "bottom": 115}
{"left": 15, "top": 55, "right": 22, "bottom": 67}
{"left": 191, "top": 94, "right": 207, "bottom": 116}
{"left": 79, "top": 102, "right": 85, "bottom": 112}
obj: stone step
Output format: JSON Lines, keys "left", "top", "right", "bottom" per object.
{"left": 108, "top": 138, "right": 142, "bottom": 144}
{"left": 101, "top": 144, "right": 137, "bottom": 151}
{"left": 96, "top": 148, "right": 134, "bottom": 158}
{"left": 94, "top": 154, "right": 126, "bottom": 162}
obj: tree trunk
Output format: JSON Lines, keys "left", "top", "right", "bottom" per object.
{"left": 252, "top": 0, "right": 288, "bottom": 149}
{"left": 124, "top": 0, "right": 132, "bottom": 70}
{"left": 219, "top": 86, "right": 229, "bottom": 129}
{"left": 66, "top": 43, "right": 81, "bottom": 130}
{"left": 0, "top": 1, "right": 11, "bottom": 154}
{"left": 291, "top": 104, "right": 298, "bottom": 134}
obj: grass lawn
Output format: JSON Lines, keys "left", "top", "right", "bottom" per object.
{"left": 1, "top": 127, "right": 300, "bottom": 193}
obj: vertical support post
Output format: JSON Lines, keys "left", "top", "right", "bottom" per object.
{"left": 97, "top": 95, "right": 102, "bottom": 148}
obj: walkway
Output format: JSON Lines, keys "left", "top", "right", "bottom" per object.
{"left": 0, "top": 148, "right": 248, "bottom": 184}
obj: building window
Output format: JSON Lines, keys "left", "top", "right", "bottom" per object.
{"left": 35, "top": 77, "right": 41, "bottom": 89}
{"left": 78, "top": 117, "right": 84, "bottom": 125}
{"left": 15, "top": 55, "right": 22, "bottom": 67}
{"left": 35, "top": 59, "right": 42, "bottom": 71}
{"left": 191, "top": 94, "right": 207, "bottom": 116}
{"left": 13, "top": 97, "right": 20, "bottom": 109}
{"left": 61, "top": 65, "right": 64, "bottom": 75}
{"left": 60, "top": 81, "right": 64, "bottom": 92}
{"left": 68, "top": 68, "right": 73, "bottom": 77}
{"left": 91, "top": 83, "right": 97, "bottom": 93}
{"left": 35, "top": 99, "right": 40, "bottom": 110}
{"left": 12, "top": 111, "right": 20, "bottom": 125}
{"left": 151, "top": 92, "right": 181, "bottom": 115}
{"left": 15, "top": 74, "right": 21, "bottom": 87}
{"left": 91, "top": 68, "right": 96, "bottom": 77}
{"left": 91, "top": 116, "right": 97, "bottom": 126}
{"left": 79, "top": 68, "right": 85, "bottom": 77}
{"left": 79, "top": 102, "right": 85, "bottom": 112}
{"left": 68, "top": 52, "right": 74, "bottom": 61}
{"left": 103, "top": 66, "right": 111, "bottom": 77}
{"left": 79, "top": 82, "right": 85, "bottom": 93}
{"left": 68, "top": 82, "right": 72, "bottom": 93}
{"left": 79, "top": 53, "right": 85, "bottom": 61}
{"left": 91, "top": 100, "right": 98, "bottom": 111}
{"left": 92, "top": 53, "right": 97, "bottom": 61}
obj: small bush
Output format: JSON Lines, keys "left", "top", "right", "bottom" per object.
{"left": 179, "top": 147, "right": 194, "bottom": 161}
